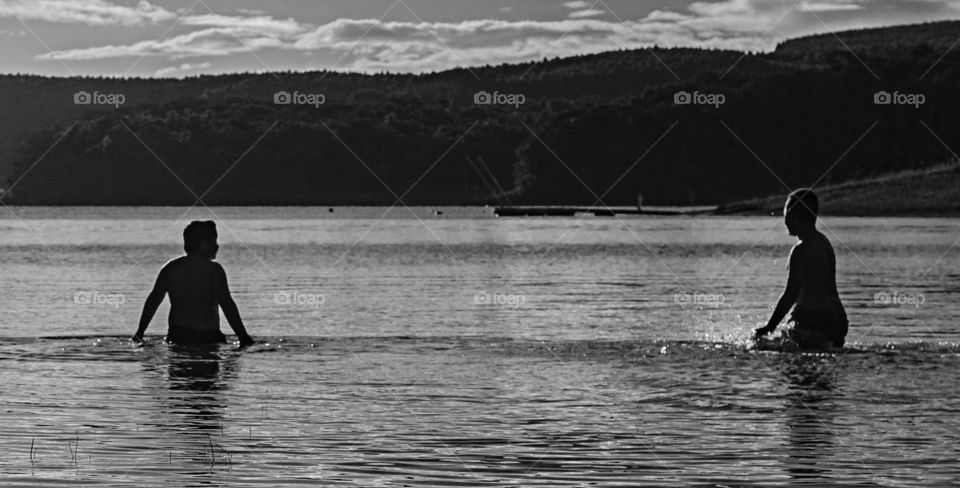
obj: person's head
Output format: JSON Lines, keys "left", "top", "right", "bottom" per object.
{"left": 783, "top": 188, "right": 818, "bottom": 236}
{"left": 183, "top": 220, "right": 218, "bottom": 258}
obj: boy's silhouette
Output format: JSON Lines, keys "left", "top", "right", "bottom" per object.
{"left": 133, "top": 221, "right": 254, "bottom": 346}
{"left": 755, "top": 189, "right": 848, "bottom": 350}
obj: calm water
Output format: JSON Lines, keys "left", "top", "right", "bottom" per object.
{"left": 0, "top": 207, "right": 958, "bottom": 486}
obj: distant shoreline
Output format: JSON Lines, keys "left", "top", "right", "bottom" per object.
{"left": 4, "top": 159, "right": 960, "bottom": 218}
{"left": 716, "top": 162, "right": 960, "bottom": 217}
{"left": 0, "top": 204, "right": 955, "bottom": 219}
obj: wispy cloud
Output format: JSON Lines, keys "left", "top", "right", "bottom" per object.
{"left": 288, "top": 17, "right": 761, "bottom": 72}
{"left": 800, "top": 2, "right": 862, "bottom": 12}
{"left": 35, "top": 11, "right": 307, "bottom": 61}
{"left": 155, "top": 61, "right": 211, "bottom": 77}
{"left": 568, "top": 9, "right": 605, "bottom": 19}
{"left": 38, "top": 26, "right": 287, "bottom": 60}
{"left": 180, "top": 13, "right": 305, "bottom": 36}
{"left": 18, "top": 0, "right": 960, "bottom": 74}
{"left": 0, "top": 0, "right": 175, "bottom": 26}
{"left": 562, "top": 1, "right": 605, "bottom": 19}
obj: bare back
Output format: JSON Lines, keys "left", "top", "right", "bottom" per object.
{"left": 789, "top": 231, "right": 846, "bottom": 320}
{"left": 160, "top": 255, "right": 224, "bottom": 333}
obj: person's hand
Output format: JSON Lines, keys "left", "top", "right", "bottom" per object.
{"left": 754, "top": 325, "right": 775, "bottom": 338}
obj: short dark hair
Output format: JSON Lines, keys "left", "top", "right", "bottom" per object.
{"left": 183, "top": 220, "right": 217, "bottom": 254}
{"left": 785, "top": 188, "right": 819, "bottom": 223}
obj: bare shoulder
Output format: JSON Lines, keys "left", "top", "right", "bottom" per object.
{"left": 815, "top": 230, "right": 835, "bottom": 248}
{"left": 788, "top": 241, "right": 810, "bottom": 270}
{"left": 160, "top": 256, "right": 187, "bottom": 273}
{"left": 789, "top": 241, "right": 806, "bottom": 259}
{"left": 209, "top": 260, "right": 228, "bottom": 280}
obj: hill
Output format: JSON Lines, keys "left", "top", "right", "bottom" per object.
{"left": 3, "top": 20, "right": 960, "bottom": 207}
{"left": 716, "top": 161, "right": 960, "bottom": 216}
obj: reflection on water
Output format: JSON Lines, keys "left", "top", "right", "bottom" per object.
{"left": 140, "top": 343, "right": 242, "bottom": 469}
{"left": 164, "top": 346, "right": 231, "bottom": 431}
{"left": 782, "top": 357, "right": 839, "bottom": 483}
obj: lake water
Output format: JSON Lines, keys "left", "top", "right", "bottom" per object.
{"left": 0, "top": 207, "right": 958, "bottom": 486}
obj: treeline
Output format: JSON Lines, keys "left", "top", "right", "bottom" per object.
{"left": 4, "top": 21, "right": 960, "bottom": 205}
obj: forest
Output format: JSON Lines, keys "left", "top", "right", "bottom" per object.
{"left": 2, "top": 20, "right": 959, "bottom": 205}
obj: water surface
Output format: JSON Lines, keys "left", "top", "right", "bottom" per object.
{"left": 0, "top": 207, "right": 957, "bottom": 486}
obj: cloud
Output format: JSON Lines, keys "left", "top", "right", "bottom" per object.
{"left": 684, "top": 0, "right": 801, "bottom": 35}
{"left": 24, "top": 0, "right": 960, "bottom": 74}
{"left": 38, "top": 27, "right": 285, "bottom": 60}
{"left": 563, "top": 1, "right": 605, "bottom": 18}
{"left": 37, "top": 11, "right": 308, "bottom": 61}
{"left": 568, "top": 9, "right": 606, "bottom": 18}
{"left": 29, "top": 11, "right": 800, "bottom": 69}
{"left": 0, "top": 0, "right": 175, "bottom": 26}
{"left": 800, "top": 2, "right": 863, "bottom": 12}
{"left": 155, "top": 61, "right": 211, "bottom": 77}
{"left": 180, "top": 13, "right": 306, "bottom": 36}
{"left": 282, "top": 0, "right": 960, "bottom": 72}
{"left": 292, "top": 18, "right": 647, "bottom": 52}
{"left": 290, "top": 17, "right": 763, "bottom": 72}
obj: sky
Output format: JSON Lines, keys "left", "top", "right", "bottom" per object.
{"left": 0, "top": 0, "right": 958, "bottom": 78}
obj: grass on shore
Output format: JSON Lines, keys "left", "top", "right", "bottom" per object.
{"left": 716, "top": 161, "right": 960, "bottom": 216}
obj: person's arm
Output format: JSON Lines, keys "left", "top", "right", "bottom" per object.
{"left": 134, "top": 270, "right": 167, "bottom": 342}
{"left": 213, "top": 264, "right": 254, "bottom": 346}
{"left": 755, "top": 247, "right": 802, "bottom": 337}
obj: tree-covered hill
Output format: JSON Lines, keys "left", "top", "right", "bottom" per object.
{"left": 3, "top": 20, "right": 959, "bottom": 206}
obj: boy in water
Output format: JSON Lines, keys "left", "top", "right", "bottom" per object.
{"left": 754, "top": 189, "right": 848, "bottom": 350}
{"left": 133, "top": 221, "right": 254, "bottom": 346}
